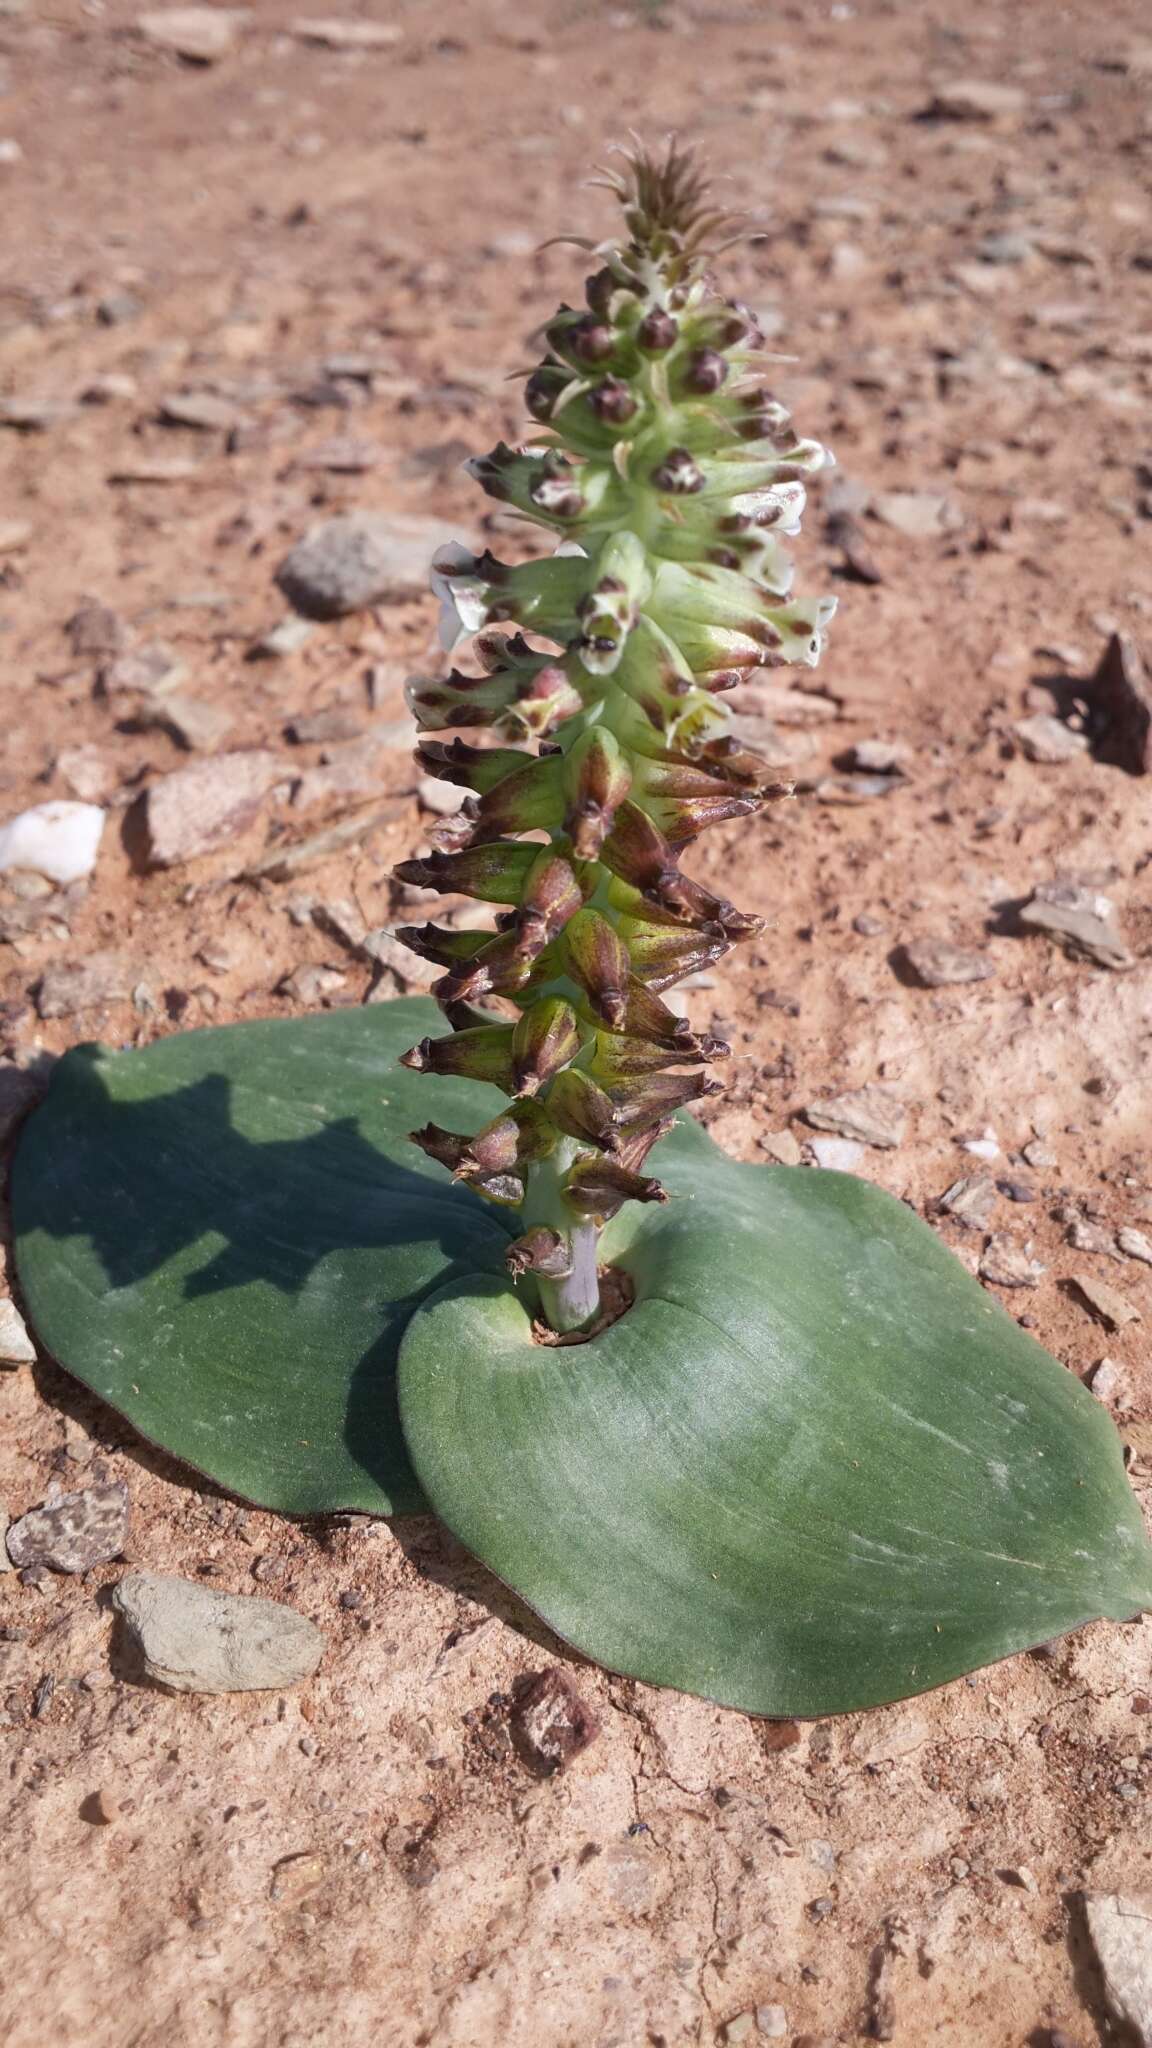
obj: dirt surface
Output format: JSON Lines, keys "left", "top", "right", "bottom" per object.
{"left": 3, "top": 1, "right": 1152, "bottom": 2042}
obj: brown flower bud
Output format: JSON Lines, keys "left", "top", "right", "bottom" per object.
{"left": 524, "top": 364, "right": 570, "bottom": 422}
{"left": 562, "top": 725, "right": 632, "bottom": 857}
{"left": 399, "top": 1024, "right": 515, "bottom": 1089}
{"left": 608, "top": 1069, "right": 723, "bottom": 1130}
{"left": 559, "top": 907, "right": 631, "bottom": 1027}
{"left": 469, "top": 754, "right": 564, "bottom": 843}
{"left": 588, "top": 377, "right": 638, "bottom": 425}
{"left": 644, "top": 789, "right": 758, "bottom": 846}
{"left": 650, "top": 447, "right": 705, "bottom": 494}
{"left": 547, "top": 311, "right": 615, "bottom": 367}
{"left": 614, "top": 976, "right": 700, "bottom": 1051}
{"left": 504, "top": 663, "right": 586, "bottom": 740}
{"left": 393, "top": 840, "right": 539, "bottom": 906}
{"left": 614, "top": 918, "right": 727, "bottom": 991}
{"left": 511, "top": 996, "right": 581, "bottom": 1096}
{"left": 433, "top": 928, "right": 539, "bottom": 1003}
{"left": 512, "top": 846, "right": 586, "bottom": 955}
{"left": 409, "top": 1124, "right": 473, "bottom": 1174}
{"left": 505, "top": 1225, "right": 572, "bottom": 1280}
{"left": 545, "top": 1068, "right": 622, "bottom": 1152}
{"left": 564, "top": 1159, "right": 668, "bottom": 1220}
{"left": 586, "top": 1030, "right": 724, "bottom": 1081}
{"left": 636, "top": 307, "right": 678, "bottom": 353}
{"left": 415, "top": 738, "right": 526, "bottom": 794}
{"left": 584, "top": 266, "right": 618, "bottom": 317}
{"left": 394, "top": 924, "right": 490, "bottom": 971}
{"left": 676, "top": 347, "right": 728, "bottom": 396}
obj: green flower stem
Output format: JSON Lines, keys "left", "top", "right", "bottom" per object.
{"left": 522, "top": 1140, "right": 602, "bottom": 1334}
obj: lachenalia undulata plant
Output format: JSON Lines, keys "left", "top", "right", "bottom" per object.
{"left": 14, "top": 142, "right": 1150, "bottom": 1719}
{"left": 396, "top": 141, "right": 836, "bottom": 1332}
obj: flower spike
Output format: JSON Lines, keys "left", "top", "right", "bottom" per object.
{"left": 394, "top": 141, "right": 834, "bottom": 1332}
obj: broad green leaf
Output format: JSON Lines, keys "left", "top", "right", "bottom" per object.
{"left": 11, "top": 1001, "right": 513, "bottom": 1515}
{"left": 399, "top": 1126, "right": 1152, "bottom": 1716}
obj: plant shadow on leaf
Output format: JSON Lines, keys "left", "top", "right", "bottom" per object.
{"left": 11, "top": 1007, "right": 517, "bottom": 1518}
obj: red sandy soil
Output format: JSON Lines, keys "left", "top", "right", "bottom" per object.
{"left": 2, "top": 1, "right": 1152, "bottom": 2043}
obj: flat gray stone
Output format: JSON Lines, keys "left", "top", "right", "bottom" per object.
{"left": 7, "top": 1482, "right": 130, "bottom": 1573}
{"left": 0, "top": 1296, "right": 36, "bottom": 1365}
{"left": 37, "top": 951, "right": 136, "bottom": 1019}
{"left": 135, "top": 693, "right": 235, "bottom": 752}
{"left": 979, "top": 1236, "right": 1045, "bottom": 1288}
{"left": 1014, "top": 713, "right": 1088, "bottom": 763}
{"left": 871, "top": 491, "right": 960, "bottom": 539}
{"left": 137, "top": 6, "right": 248, "bottom": 60}
{"left": 805, "top": 1084, "right": 907, "bottom": 1150}
{"left": 903, "top": 937, "right": 994, "bottom": 987}
{"left": 1070, "top": 1274, "right": 1141, "bottom": 1330}
{"left": 289, "top": 15, "right": 401, "bottom": 46}
{"left": 925, "top": 79, "right": 1027, "bottom": 120}
{"left": 159, "top": 391, "right": 249, "bottom": 432}
{"left": 1019, "top": 880, "right": 1133, "bottom": 970}
{"left": 252, "top": 615, "right": 315, "bottom": 659}
{"left": 275, "top": 513, "right": 446, "bottom": 620}
{"left": 938, "top": 1174, "right": 999, "bottom": 1230}
{"left": 112, "top": 1570, "right": 325, "bottom": 1693}
{"left": 808, "top": 1135, "right": 867, "bottom": 1172}
{"left": 1085, "top": 1893, "right": 1152, "bottom": 2047}
{"left": 145, "top": 749, "right": 285, "bottom": 865}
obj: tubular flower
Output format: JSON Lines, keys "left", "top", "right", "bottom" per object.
{"left": 398, "top": 141, "right": 835, "bottom": 1332}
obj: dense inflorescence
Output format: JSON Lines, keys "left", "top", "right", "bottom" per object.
{"left": 396, "top": 142, "right": 835, "bottom": 1331}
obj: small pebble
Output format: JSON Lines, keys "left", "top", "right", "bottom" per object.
{"left": 0, "top": 1298, "right": 36, "bottom": 1366}
{"left": 1022, "top": 1138, "right": 1057, "bottom": 1168}
{"left": 759, "top": 1130, "right": 803, "bottom": 1167}
{"left": 939, "top": 1175, "right": 998, "bottom": 1230}
{"left": 417, "top": 776, "right": 466, "bottom": 817}
{"left": 718, "top": 2016, "right": 756, "bottom": 2046}
{"left": 961, "top": 1130, "right": 1000, "bottom": 1161}
{"left": 0, "top": 801, "right": 105, "bottom": 884}
{"left": 1070, "top": 1274, "right": 1140, "bottom": 1330}
{"left": 979, "top": 1236, "right": 1045, "bottom": 1289}
{"left": 805, "top": 1084, "right": 906, "bottom": 1150}
{"left": 252, "top": 616, "right": 315, "bottom": 659}
{"left": 509, "top": 1667, "right": 598, "bottom": 1775}
{"left": 1067, "top": 1217, "right": 1119, "bottom": 1259}
{"left": 87, "top": 1787, "right": 121, "bottom": 1825}
{"left": 808, "top": 1136, "right": 866, "bottom": 1173}
{"left": 7, "top": 1482, "right": 130, "bottom": 1574}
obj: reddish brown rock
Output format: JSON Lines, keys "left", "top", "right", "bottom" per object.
{"left": 6, "top": 1482, "right": 130, "bottom": 1574}
{"left": 145, "top": 750, "right": 285, "bottom": 866}
{"left": 510, "top": 1668, "right": 598, "bottom": 1775}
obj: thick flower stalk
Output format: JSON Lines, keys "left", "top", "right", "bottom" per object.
{"left": 396, "top": 143, "right": 835, "bottom": 1333}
